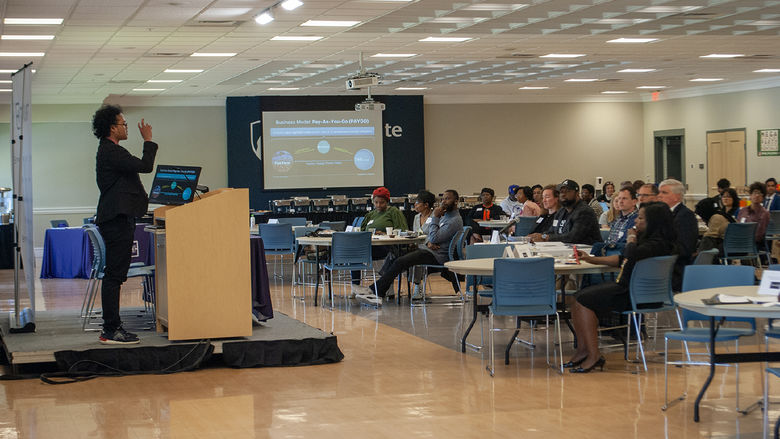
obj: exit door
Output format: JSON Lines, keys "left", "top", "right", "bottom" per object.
{"left": 654, "top": 129, "right": 685, "bottom": 183}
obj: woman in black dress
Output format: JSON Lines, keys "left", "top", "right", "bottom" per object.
{"left": 565, "top": 202, "right": 678, "bottom": 373}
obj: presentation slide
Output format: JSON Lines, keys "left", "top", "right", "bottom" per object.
{"left": 262, "top": 110, "right": 384, "bottom": 190}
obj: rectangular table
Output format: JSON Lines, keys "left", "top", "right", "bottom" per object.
{"left": 674, "top": 285, "right": 780, "bottom": 422}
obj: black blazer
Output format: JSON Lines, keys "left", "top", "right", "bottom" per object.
{"left": 95, "top": 137, "right": 158, "bottom": 224}
{"left": 671, "top": 203, "right": 698, "bottom": 291}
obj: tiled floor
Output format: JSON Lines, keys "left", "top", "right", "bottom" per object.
{"left": 0, "top": 263, "right": 776, "bottom": 438}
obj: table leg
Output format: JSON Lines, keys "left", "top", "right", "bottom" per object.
{"left": 313, "top": 245, "right": 321, "bottom": 307}
{"left": 462, "top": 282, "right": 479, "bottom": 353}
{"left": 558, "top": 274, "right": 577, "bottom": 348}
{"left": 694, "top": 316, "right": 720, "bottom": 422}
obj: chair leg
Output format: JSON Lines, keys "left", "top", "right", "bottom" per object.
{"left": 555, "top": 313, "right": 564, "bottom": 374}
{"left": 736, "top": 339, "right": 742, "bottom": 413}
{"left": 765, "top": 367, "right": 770, "bottom": 439}
{"left": 487, "top": 311, "right": 495, "bottom": 377}
{"left": 633, "top": 313, "right": 648, "bottom": 371}
{"left": 662, "top": 336, "right": 686, "bottom": 410}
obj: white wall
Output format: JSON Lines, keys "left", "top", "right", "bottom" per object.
{"left": 642, "top": 87, "right": 780, "bottom": 195}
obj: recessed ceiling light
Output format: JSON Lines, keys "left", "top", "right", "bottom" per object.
{"left": 268, "top": 87, "right": 299, "bottom": 91}
{"left": 519, "top": 86, "right": 548, "bottom": 90}
{"left": 540, "top": 63, "right": 577, "bottom": 68}
{"left": 690, "top": 78, "right": 723, "bottom": 82}
{"left": 700, "top": 54, "right": 744, "bottom": 58}
{"left": 618, "top": 69, "right": 656, "bottom": 73}
{"left": 637, "top": 85, "right": 668, "bottom": 89}
{"left": 132, "top": 88, "right": 165, "bottom": 91}
{"left": 565, "top": 78, "right": 598, "bottom": 82}
{"left": 499, "top": 72, "right": 525, "bottom": 76}
{"left": 0, "top": 52, "right": 45, "bottom": 57}
{"left": 463, "top": 3, "right": 527, "bottom": 11}
{"left": 540, "top": 54, "right": 585, "bottom": 58}
{"left": 3, "top": 18, "right": 63, "bottom": 25}
{"left": 1, "top": 35, "right": 55, "bottom": 40}
{"left": 255, "top": 12, "right": 274, "bottom": 25}
{"left": 607, "top": 38, "right": 658, "bottom": 43}
{"left": 372, "top": 53, "right": 416, "bottom": 58}
{"left": 419, "top": 37, "right": 472, "bottom": 42}
{"left": 280, "top": 0, "right": 303, "bottom": 11}
{"left": 596, "top": 18, "right": 650, "bottom": 24}
{"left": 147, "top": 79, "right": 182, "bottom": 83}
{"left": 754, "top": 68, "right": 780, "bottom": 73}
{"left": 271, "top": 36, "right": 323, "bottom": 41}
{"left": 164, "top": 69, "right": 204, "bottom": 73}
{"left": 636, "top": 6, "right": 701, "bottom": 13}
{"left": 602, "top": 91, "right": 629, "bottom": 94}
{"left": 301, "top": 20, "right": 360, "bottom": 27}
{"left": 191, "top": 52, "right": 236, "bottom": 57}
{"left": 749, "top": 20, "right": 780, "bottom": 26}
{"left": 396, "top": 87, "right": 428, "bottom": 90}
{"left": 424, "top": 64, "right": 453, "bottom": 68}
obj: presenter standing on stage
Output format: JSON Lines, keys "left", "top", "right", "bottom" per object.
{"left": 92, "top": 105, "right": 158, "bottom": 344}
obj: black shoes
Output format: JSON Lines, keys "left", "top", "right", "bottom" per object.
{"left": 99, "top": 326, "right": 140, "bottom": 345}
{"left": 562, "top": 357, "right": 586, "bottom": 369}
{"left": 569, "top": 356, "right": 606, "bottom": 373}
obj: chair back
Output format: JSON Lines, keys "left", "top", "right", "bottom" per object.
{"left": 599, "top": 202, "right": 609, "bottom": 212}
{"left": 448, "top": 226, "right": 471, "bottom": 261}
{"left": 320, "top": 221, "right": 346, "bottom": 232}
{"left": 330, "top": 232, "right": 372, "bottom": 267}
{"left": 512, "top": 216, "right": 538, "bottom": 236}
{"left": 277, "top": 217, "right": 307, "bottom": 226}
{"left": 680, "top": 264, "right": 757, "bottom": 327}
{"left": 258, "top": 223, "right": 294, "bottom": 251}
{"left": 693, "top": 248, "right": 719, "bottom": 265}
{"left": 491, "top": 257, "right": 556, "bottom": 315}
{"left": 766, "top": 211, "right": 780, "bottom": 238}
{"left": 466, "top": 243, "right": 508, "bottom": 260}
{"left": 351, "top": 216, "right": 364, "bottom": 228}
{"left": 629, "top": 255, "right": 678, "bottom": 311}
{"left": 600, "top": 229, "right": 610, "bottom": 242}
{"left": 83, "top": 226, "right": 106, "bottom": 273}
{"left": 723, "top": 222, "right": 758, "bottom": 256}
{"left": 770, "top": 264, "right": 780, "bottom": 271}
{"left": 50, "top": 219, "right": 69, "bottom": 228}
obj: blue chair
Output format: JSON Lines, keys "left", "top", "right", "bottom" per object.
{"left": 693, "top": 248, "right": 719, "bottom": 265}
{"left": 764, "top": 368, "right": 780, "bottom": 439}
{"left": 763, "top": 211, "right": 780, "bottom": 264}
{"left": 662, "top": 265, "right": 756, "bottom": 411}
{"left": 320, "top": 221, "right": 346, "bottom": 232}
{"left": 292, "top": 226, "right": 320, "bottom": 296}
{"left": 485, "top": 257, "right": 562, "bottom": 376}
{"left": 416, "top": 226, "right": 471, "bottom": 305}
{"left": 259, "top": 223, "right": 295, "bottom": 280}
{"left": 81, "top": 225, "right": 155, "bottom": 331}
{"left": 351, "top": 216, "right": 365, "bottom": 228}
{"left": 322, "top": 232, "right": 375, "bottom": 306}
{"left": 599, "top": 201, "right": 609, "bottom": 212}
{"left": 722, "top": 222, "right": 761, "bottom": 267}
{"left": 277, "top": 217, "right": 307, "bottom": 226}
{"left": 512, "top": 216, "right": 538, "bottom": 236}
{"left": 624, "top": 255, "right": 678, "bottom": 371}
{"left": 461, "top": 243, "right": 508, "bottom": 352}
{"left": 50, "top": 219, "right": 69, "bottom": 228}
{"left": 769, "top": 264, "right": 780, "bottom": 271}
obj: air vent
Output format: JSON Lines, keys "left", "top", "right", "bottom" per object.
{"left": 743, "top": 54, "right": 776, "bottom": 60}
{"left": 108, "top": 79, "right": 144, "bottom": 84}
{"left": 600, "top": 78, "right": 623, "bottom": 82}
{"left": 144, "top": 52, "right": 188, "bottom": 57}
{"left": 194, "top": 20, "right": 244, "bottom": 26}
{"left": 496, "top": 53, "right": 535, "bottom": 59}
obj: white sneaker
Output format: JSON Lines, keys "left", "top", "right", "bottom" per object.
{"left": 411, "top": 284, "right": 423, "bottom": 300}
{"left": 356, "top": 293, "right": 383, "bottom": 307}
{"left": 351, "top": 284, "right": 373, "bottom": 298}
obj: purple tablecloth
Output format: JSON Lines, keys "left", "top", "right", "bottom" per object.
{"left": 250, "top": 236, "right": 273, "bottom": 321}
{"left": 40, "top": 224, "right": 153, "bottom": 279}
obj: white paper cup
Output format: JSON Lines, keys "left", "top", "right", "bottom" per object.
{"left": 386, "top": 227, "right": 394, "bottom": 236}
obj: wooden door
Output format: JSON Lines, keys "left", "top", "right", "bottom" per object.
{"left": 707, "top": 130, "right": 745, "bottom": 196}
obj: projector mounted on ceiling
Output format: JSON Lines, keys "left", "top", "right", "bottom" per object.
{"left": 346, "top": 74, "right": 380, "bottom": 90}
{"left": 348, "top": 52, "right": 385, "bottom": 111}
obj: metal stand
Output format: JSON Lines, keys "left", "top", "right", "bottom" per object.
{"left": 9, "top": 237, "right": 34, "bottom": 333}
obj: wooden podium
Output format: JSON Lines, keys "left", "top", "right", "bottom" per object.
{"left": 152, "top": 188, "right": 251, "bottom": 340}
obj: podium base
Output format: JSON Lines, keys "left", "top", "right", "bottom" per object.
{"left": 8, "top": 308, "right": 36, "bottom": 333}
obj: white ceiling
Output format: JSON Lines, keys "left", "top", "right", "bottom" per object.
{"left": 0, "top": 0, "right": 779, "bottom": 104}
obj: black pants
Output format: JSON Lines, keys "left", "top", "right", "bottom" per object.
{"left": 99, "top": 215, "right": 135, "bottom": 331}
{"left": 367, "top": 249, "right": 453, "bottom": 297}
{"left": 351, "top": 246, "right": 390, "bottom": 284}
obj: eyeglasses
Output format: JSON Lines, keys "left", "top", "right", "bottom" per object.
{"left": 113, "top": 122, "right": 128, "bottom": 127}
{"left": 637, "top": 193, "right": 652, "bottom": 198}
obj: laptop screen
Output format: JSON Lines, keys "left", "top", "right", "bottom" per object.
{"left": 148, "top": 165, "right": 202, "bottom": 205}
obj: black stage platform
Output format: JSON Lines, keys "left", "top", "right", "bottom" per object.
{"left": 0, "top": 308, "right": 343, "bottom": 375}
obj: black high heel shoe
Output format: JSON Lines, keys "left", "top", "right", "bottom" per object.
{"left": 562, "top": 358, "right": 586, "bottom": 369}
{"left": 569, "top": 356, "right": 606, "bottom": 374}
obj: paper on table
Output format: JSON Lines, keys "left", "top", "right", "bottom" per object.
{"left": 716, "top": 294, "right": 752, "bottom": 303}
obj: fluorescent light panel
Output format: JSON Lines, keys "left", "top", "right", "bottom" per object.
{"left": 637, "top": 6, "right": 701, "bottom": 13}
{"left": 271, "top": 36, "right": 323, "bottom": 41}
{"left": 541, "top": 53, "right": 585, "bottom": 58}
{"left": 463, "top": 4, "right": 527, "bottom": 11}
{"left": 419, "top": 37, "right": 472, "bottom": 42}
{"left": 0, "top": 89, "right": 11, "bottom": 92}
{"left": 565, "top": 78, "right": 598, "bottom": 82}
{"left": 700, "top": 54, "right": 743, "bottom": 58}
{"left": 132, "top": 88, "right": 165, "bottom": 91}
{"left": 602, "top": 91, "right": 628, "bottom": 94}
{"left": 519, "top": 86, "right": 548, "bottom": 90}
{"left": 690, "top": 78, "right": 723, "bottom": 82}
{"left": 0, "top": 80, "right": 11, "bottom": 83}
{"left": 255, "top": 12, "right": 274, "bottom": 25}
{"left": 596, "top": 18, "right": 650, "bottom": 24}
{"left": 1, "top": 35, "right": 55, "bottom": 40}
{"left": 372, "top": 53, "right": 416, "bottom": 58}
{"left": 637, "top": 85, "right": 667, "bottom": 89}
{"left": 191, "top": 52, "right": 236, "bottom": 57}
{"left": 268, "top": 87, "right": 299, "bottom": 90}
{"left": 4, "top": 18, "right": 63, "bottom": 25}
{"left": 147, "top": 79, "right": 182, "bottom": 83}
{"left": 164, "top": 69, "right": 203, "bottom": 73}
{"left": 754, "top": 68, "right": 780, "bottom": 73}
{"left": 301, "top": 20, "right": 360, "bottom": 27}
{"left": 396, "top": 87, "right": 427, "bottom": 90}
{"left": 281, "top": 0, "right": 303, "bottom": 10}
{"left": 607, "top": 37, "right": 658, "bottom": 43}
{"left": 0, "top": 52, "right": 45, "bottom": 56}
{"left": 618, "top": 69, "right": 656, "bottom": 73}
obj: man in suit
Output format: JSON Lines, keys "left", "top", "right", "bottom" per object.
{"left": 658, "top": 178, "right": 698, "bottom": 291}
{"left": 93, "top": 105, "right": 158, "bottom": 344}
{"left": 764, "top": 178, "right": 780, "bottom": 211}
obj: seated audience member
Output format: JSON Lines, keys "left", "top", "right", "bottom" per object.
{"left": 500, "top": 185, "right": 524, "bottom": 218}
{"left": 636, "top": 183, "right": 659, "bottom": 205}
{"left": 516, "top": 186, "right": 542, "bottom": 217}
{"left": 632, "top": 180, "right": 645, "bottom": 193}
{"left": 765, "top": 177, "right": 780, "bottom": 210}
{"left": 658, "top": 178, "right": 698, "bottom": 291}
{"left": 580, "top": 184, "right": 604, "bottom": 218}
{"left": 531, "top": 184, "right": 544, "bottom": 205}
{"left": 695, "top": 196, "right": 734, "bottom": 256}
{"left": 620, "top": 180, "right": 633, "bottom": 189}
{"left": 412, "top": 190, "right": 435, "bottom": 234}
{"left": 354, "top": 187, "right": 409, "bottom": 287}
{"left": 528, "top": 179, "right": 602, "bottom": 245}
{"left": 354, "top": 190, "right": 463, "bottom": 307}
{"left": 565, "top": 202, "right": 677, "bottom": 373}
{"left": 592, "top": 186, "right": 637, "bottom": 255}
{"left": 737, "top": 181, "right": 771, "bottom": 243}
{"left": 599, "top": 196, "right": 620, "bottom": 226}
{"left": 531, "top": 185, "right": 560, "bottom": 234}
{"left": 466, "top": 187, "right": 504, "bottom": 242}
{"left": 597, "top": 181, "right": 615, "bottom": 203}
{"left": 715, "top": 178, "right": 731, "bottom": 206}
{"left": 720, "top": 187, "right": 740, "bottom": 217}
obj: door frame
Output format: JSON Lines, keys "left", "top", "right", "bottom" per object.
{"left": 653, "top": 129, "right": 686, "bottom": 184}
{"left": 705, "top": 128, "right": 747, "bottom": 192}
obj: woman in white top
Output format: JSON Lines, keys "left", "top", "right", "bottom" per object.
{"left": 413, "top": 190, "right": 435, "bottom": 235}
